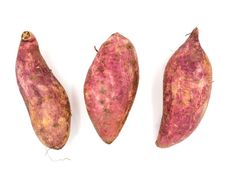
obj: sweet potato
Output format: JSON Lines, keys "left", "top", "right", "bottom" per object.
{"left": 84, "top": 33, "right": 139, "bottom": 144}
{"left": 156, "top": 28, "right": 212, "bottom": 148}
{"left": 16, "top": 31, "right": 71, "bottom": 149}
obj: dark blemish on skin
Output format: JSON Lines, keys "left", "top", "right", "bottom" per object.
{"left": 99, "top": 87, "right": 106, "bottom": 94}
{"left": 29, "top": 74, "right": 37, "bottom": 80}
{"left": 126, "top": 43, "right": 133, "bottom": 50}
{"left": 189, "top": 96, "right": 193, "bottom": 103}
{"left": 114, "top": 53, "right": 119, "bottom": 58}
{"left": 129, "top": 59, "right": 136, "bottom": 66}
{"left": 99, "top": 100, "right": 105, "bottom": 104}
{"left": 53, "top": 123, "right": 59, "bottom": 127}
{"left": 103, "top": 108, "right": 110, "bottom": 113}
{"left": 99, "top": 60, "right": 105, "bottom": 65}
{"left": 48, "top": 94, "right": 56, "bottom": 99}
{"left": 96, "top": 66, "right": 104, "bottom": 72}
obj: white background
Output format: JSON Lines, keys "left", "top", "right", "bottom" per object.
{"left": 0, "top": 0, "right": 235, "bottom": 176}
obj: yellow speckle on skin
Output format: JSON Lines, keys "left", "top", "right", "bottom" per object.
{"left": 58, "top": 117, "right": 66, "bottom": 125}
{"left": 115, "top": 46, "right": 122, "bottom": 55}
{"left": 36, "top": 123, "right": 42, "bottom": 129}
{"left": 171, "top": 83, "right": 178, "bottom": 96}
{"left": 30, "top": 96, "right": 39, "bottom": 105}
{"left": 197, "top": 79, "right": 207, "bottom": 90}
{"left": 42, "top": 111, "right": 52, "bottom": 127}
{"left": 182, "top": 89, "right": 191, "bottom": 106}
{"left": 42, "top": 118, "right": 51, "bottom": 127}
{"left": 84, "top": 91, "right": 88, "bottom": 97}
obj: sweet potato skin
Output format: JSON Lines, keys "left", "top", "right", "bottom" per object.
{"left": 84, "top": 33, "right": 139, "bottom": 144}
{"left": 156, "top": 28, "right": 212, "bottom": 148}
{"left": 16, "top": 31, "right": 71, "bottom": 149}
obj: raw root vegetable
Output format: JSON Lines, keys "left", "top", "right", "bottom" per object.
{"left": 16, "top": 31, "right": 71, "bottom": 149}
{"left": 156, "top": 28, "right": 212, "bottom": 148}
{"left": 84, "top": 33, "right": 139, "bottom": 144}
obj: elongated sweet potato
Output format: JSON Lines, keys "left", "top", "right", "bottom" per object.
{"left": 156, "top": 28, "right": 212, "bottom": 148}
{"left": 16, "top": 31, "right": 71, "bottom": 149}
{"left": 84, "top": 33, "right": 139, "bottom": 144}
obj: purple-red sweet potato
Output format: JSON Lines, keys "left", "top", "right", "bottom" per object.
{"left": 156, "top": 28, "right": 212, "bottom": 148}
{"left": 16, "top": 31, "right": 71, "bottom": 149}
{"left": 84, "top": 33, "right": 139, "bottom": 144}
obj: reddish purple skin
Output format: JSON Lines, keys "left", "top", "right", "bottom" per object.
{"left": 156, "top": 28, "right": 212, "bottom": 148}
{"left": 16, "top": 31, "right": 71, "bottom": 149}
{"left": 84, "top": 33, "right": 139, "bottom": 144}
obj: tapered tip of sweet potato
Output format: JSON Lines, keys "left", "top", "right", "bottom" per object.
{"left": 104, "top": 140, "right": 113, "bottom": 144}
{"left": 188, "top": 27, "right": 199, "bottom": 42}
{"left": 50, "top": 144, "right": 66, "bottom": 150}
{"left": 102, "top": 138, "right": 115, "bottom": 144}
{"left": 40, "top": 132, "right": 70, "bottom": 150}
{"left": 156, "top": 134, "right": 179, "bottom": 148}
{"left": 155, "top": 138, "right": 173, "bottom": 148}
{"left": 21, "top": 31, "right": 31, "bottom": 40}
{"left": 98, "top": 133, "right": 116, "bottom": 144}
{"left": 48, "top": 145, "right": 64, "bottom": 150}
{"left": 110, "top": 32, "right": 126, "bottom": 40}
{"left": 112, "top": 32, "right": 121, "bottom": 36}
{"left": 21, "top": 31, "right": 35, "bottom": 42}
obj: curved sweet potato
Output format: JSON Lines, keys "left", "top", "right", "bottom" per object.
{"left": 156, "top": 28, "right": 212, "bottom": 148}
{"left": 16, "top": 31, "right": 71, "bottom": 149}
{"left": 84, "top": 33, "right": 139, "bottom": 144}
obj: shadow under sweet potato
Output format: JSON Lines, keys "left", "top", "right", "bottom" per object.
{"left": 152, "top": 63, "right": 165, "bottom": 141}
{"left": 67, "top": 86, "right": 81, "bottom": 144}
